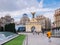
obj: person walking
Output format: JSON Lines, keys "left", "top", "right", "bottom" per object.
{"left": 32, "top": 28, "right": 36, "bottom": 35}
{"left": 36, "top": 31, "right": 40, "bottom": 35}
{"left": 42, "top": 29, "right": 44, "bottom": 35}
{"left": 46, "top": 30, "right": 52, "bottom": 42}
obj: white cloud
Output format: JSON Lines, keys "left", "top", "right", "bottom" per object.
{"left": 43, "top": 12, "right": 54, "bottom": 22}
{"left": 0, "top": 0, "right": 57, "bottom": 22}
{"left": 0, "top": 7, "right": 55, "bottom": 22}
{"left": 39, "top": 0, "right": 43, "bottom": 8}
{"left": 0, "top": 0, "right": 40, "bottom": 11}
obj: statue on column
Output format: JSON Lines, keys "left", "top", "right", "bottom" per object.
{"left": 31, "top": 12, "right": 35, "bottom": 18}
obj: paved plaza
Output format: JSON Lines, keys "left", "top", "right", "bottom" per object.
{"left": 19, "top": 33, "right": 60, "bottom": 45}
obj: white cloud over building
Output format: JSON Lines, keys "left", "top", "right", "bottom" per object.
{"left": 0, "top": 0, "right": 59, "bottom": 22}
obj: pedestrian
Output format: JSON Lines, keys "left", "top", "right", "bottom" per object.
{"left": 42, "top": 29, "right": 44, "bottom": 35}
{"left": 33, "top": 30, "right": 35, "bottom": 35}
{"left": 46, "top": 30, "right": 52, "bottom": 42}
{"left": 32, "top": 29, "right": 36, "bottom": 35}
{"left": 38, "top": 32, "right": 39, "bottom": 35}
{"left": 37, "top": 31, "right": 40, "bottom": 35}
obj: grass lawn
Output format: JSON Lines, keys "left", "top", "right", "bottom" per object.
{"left": 4, "top": 34, "right": 26, "bottom": 45}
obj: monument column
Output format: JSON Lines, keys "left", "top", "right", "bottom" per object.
{"left": 31, "top": 12, "right": 35, "bottom": 18}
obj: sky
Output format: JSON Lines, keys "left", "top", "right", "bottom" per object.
{"left": 0, "top": 0, "right": 60, "bottom": 22}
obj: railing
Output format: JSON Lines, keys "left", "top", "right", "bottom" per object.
{"left": 52, "top": 29, "right": 60, "bottom": 37}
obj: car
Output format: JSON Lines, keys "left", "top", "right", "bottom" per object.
{"left": 18, "top": 27, "right": 26, "bottom": 32}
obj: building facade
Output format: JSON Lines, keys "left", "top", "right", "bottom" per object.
{"left": 0, "top": 15, "right": 14, "bottom": 27}
{"left": 0, "top": 19, "right": 3, "bottom": 27}
{"left": 36, "top": 15, "right": 51, "bottom": 30}
{"left": 26, "top": 18, "right": 41, "bottom": 32}
{"left": 20, "top": 14, "right": 30, "bottom": 25}
{"left": 4, "top": 15, "right": 14, "bottom": 24}
{"left": 54, "top": 8, "right": 60, "bottom": 28}
{"left": 19, "top": 13, "right": 51, "bottom": 32}
{"left": 26, "top": 12, "right": 41, "bottom": 32}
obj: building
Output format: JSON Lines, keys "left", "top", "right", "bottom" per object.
{"left": 36, "top": 15, "right": 51, "bottom": 30}
{"left": 4, "top": 15, "right": 14, "bottom": 24}
{"left": 26, "top": 12, "right": 41, "bottom": 32}
{"left": 0, "top": 14, "right": 14, "bottom": 27}
{"left": 54, "top": 8, "right": 60, "bottom": 28}
{"left": 0, "top": 19, "right": 3, "bottom": 27}
{"left": 19, "top": 13, "right": 51, "bottom": 32}
{"left": 20, "top": 14, "right": 30, "bottom": 25}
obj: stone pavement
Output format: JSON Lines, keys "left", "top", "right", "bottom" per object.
{"left": 19, "top": 33, "right": 60, "bottom": 45}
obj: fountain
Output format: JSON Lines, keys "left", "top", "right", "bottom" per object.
{"left": 0, "top": 34, "right": 6, "bottom": 40}
{"left": 0, "top": 32, "right": 18, "bottom": 45}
